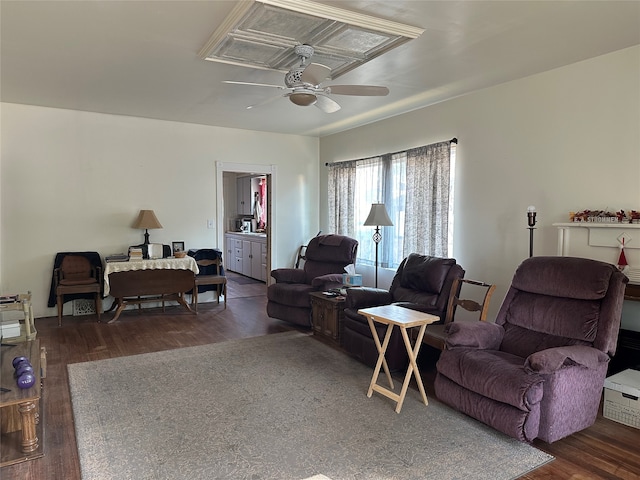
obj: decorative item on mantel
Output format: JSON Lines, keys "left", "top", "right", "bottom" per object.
{"left": 617, "top": 236, "right": 630, "bottom": 273}
{"left": 570, "top": 209, "right": 640, "bottom": 224}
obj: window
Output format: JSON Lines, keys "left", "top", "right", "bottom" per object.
{"left": 328, "top": 140, "right": 455, "bottom": 269}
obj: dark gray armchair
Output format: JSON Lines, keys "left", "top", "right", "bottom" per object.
{"left": 266, "top": 234, "right": 358, "bottom": 327}
{"left": 342, "top": 253, "right": 465, "bottom": 371}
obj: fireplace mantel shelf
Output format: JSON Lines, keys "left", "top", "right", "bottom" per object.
{"left": 553, "top": 223, "right": 640, "bottom": 229}
{"left": 553, "top": 223, "right": 640, "bottom": 256}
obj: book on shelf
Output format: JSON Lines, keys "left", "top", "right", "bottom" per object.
{"left": 106, "top": 253, "right": 129, "bottom": 263}
{"left": 128, "top": 247, "right": 143, "bottom": 261}
{"left": 0, "top": 294, "right": 19, "bottom": 304}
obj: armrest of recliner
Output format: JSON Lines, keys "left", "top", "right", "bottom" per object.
{"left": 270, "top": 268, "right": 307, "bottom": 284}
{"left": 444, "top": 321, "right": 504, "bottom": 350}
{"left": 311, "top": 273, "right": 343, "bottom": 291}
{"left": 524, "top": 345, "right": 610, "bottom": 375}
{"left": 345, "top": 287, "right": 393, "bottom": 309}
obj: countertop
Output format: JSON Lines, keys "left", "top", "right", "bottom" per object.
{"left": 226, "top": 231, "right": 267, "bottom": 238}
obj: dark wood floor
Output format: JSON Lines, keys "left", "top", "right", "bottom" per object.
{"left": 2, "top": 273, "right": 639, "bottom": 480}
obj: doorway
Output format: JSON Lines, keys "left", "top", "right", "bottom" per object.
{"left": 215, "top": 162, "right": 275, "bottom": 287}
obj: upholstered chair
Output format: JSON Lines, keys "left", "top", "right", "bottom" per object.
{"left": 435, "top": 256, "right": 628, "bottom": 443}
{"left": 53, "top": 253, "right": 103, "bottom": 326}
{"left": 266, "top": 234, "right": 358, "bottom": 327}
{"left": 188, "top": 249, "right": 227, "bottom": 311}
{"left": 342, "top": 253, "right": 465, "bottom": 371}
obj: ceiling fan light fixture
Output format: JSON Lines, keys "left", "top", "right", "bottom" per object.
{"left": 289, "top": 92, "right": 317, "bottom": 106}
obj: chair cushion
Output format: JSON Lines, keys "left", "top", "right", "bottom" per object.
{"left": 505, "top": 291, "right": 600, "bottom": 342}
{"left": 195, "top": 275, "right": 226, "bottom": 285}
{"left": 60, "top": 255, "right": 92, "bottom": 280}
{"left": 305, "top": 234, "right": 358, "bottom": 263}
{"left": 436, "top": 348, "right": 544, "bottom": 411}
{"left": 399, "top": 254, "right": 455, "bottom": 294}
{"left": 391, "top": 289, "right": 439, "bottom": 308}
{"left": 511, "top": 256, "right": 614, "bottom": 300}
{"left": 267, "top": 283, "right": 316, "bottom": 308}
{"left": 500, "top": 323, "right": 592, "bottom": 359}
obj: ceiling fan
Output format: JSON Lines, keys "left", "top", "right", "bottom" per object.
{"left": 223, "top": 45, "right": 389, "bottom": 113}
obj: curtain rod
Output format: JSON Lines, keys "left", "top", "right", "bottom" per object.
{"left": 325, "top": 137, "right": 457, "bottom": 166}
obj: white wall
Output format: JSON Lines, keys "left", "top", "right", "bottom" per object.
{"left": 320, "top": 46, "right": 640, "bottom": 323}
{"left": 0, "top": 104, "right": 319, "bottom": 317}
{"left": 4, "top": 46, "right": 638, "bottom": 323}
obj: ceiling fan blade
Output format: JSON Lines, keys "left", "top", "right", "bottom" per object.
{"left": 246, "top": 94, "right": 287, "bottom": 110}
{"left": 326, "top": 85, "right": 389, "bottom": 96}
{"left": 223, "top": 80, "right": 285, "bottom": 90}
{"left": 314, "top": 94, "right": 341, "bottom": 113}
{"left": 300, "top": 63, "right": 331, "bottom": 86}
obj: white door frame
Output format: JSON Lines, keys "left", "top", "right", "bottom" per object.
{"left": 215, "top": 161, "right": 277, "bottom": 284}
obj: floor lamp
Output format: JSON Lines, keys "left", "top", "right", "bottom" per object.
{"left": 364, "top": 203, "right": 393, "bottom": 288}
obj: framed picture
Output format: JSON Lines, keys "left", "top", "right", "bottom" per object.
{"left": 172, "top": 241, "right": 185, "bottom": 254}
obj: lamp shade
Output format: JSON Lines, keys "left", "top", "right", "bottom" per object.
{"left": 363, "top": 203, "right": 393, "bottom": 226}
{"left": 132, "top": 210, "right": 163, "bottom": 230}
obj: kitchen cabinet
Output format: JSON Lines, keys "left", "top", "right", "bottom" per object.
{"left": 250, "top": 241, "right": 266, "bottom": 282}
{"left": 225, "top": 238, "right": 234, "bottom": 270}
{"left": 237, "top": 176, "right": 253, "bottom": 216}
{"left": 242, "top": 240, "right": 252, "bottom": 277}
{"left": 260, "top": 242, "right": 267, "bottom": 282}
{"left": 224, "top": 233, "right": 267, "bottom": 281}
{"left": 234, "top": 239, "right": 243, "bottom": 274}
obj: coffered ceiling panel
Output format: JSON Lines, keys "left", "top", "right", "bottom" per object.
{"left": 198, "top": 0, "right": 424, "bottom": 78}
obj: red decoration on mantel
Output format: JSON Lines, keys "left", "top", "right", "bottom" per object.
{"left": 617, "top": 238, "right": 629, "bottom": 271}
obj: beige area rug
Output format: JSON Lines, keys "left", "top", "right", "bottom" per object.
{"left": 68, "top": 332, "right": 553, "bottom": 480}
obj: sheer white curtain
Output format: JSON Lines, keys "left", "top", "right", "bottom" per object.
{"left": 328, "top": 141, "right": 453, "bottom": 269}
{"left": 403, "top": 142, "right": 452, "bottom": 258}
{"left": 327, "top": 159, "right": 356, "bottom": 236}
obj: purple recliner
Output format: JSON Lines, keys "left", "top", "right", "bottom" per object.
{"left": 435, "top": 256, "right": 628, "bottom": 443}
{"left": 266, "top": 234, "right": 358, "bottom": 327}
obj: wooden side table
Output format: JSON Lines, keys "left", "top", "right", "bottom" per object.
{"left": 358, "top": 305, "right": 439, "bottom": 413}
{"left": 0, "top": 293, "right": 36, "bottom": 342}
{"left": 309, "top": 291, "right": 346, "bottom": 347}
{"left": 0, "top": 339, "right": 45, "bottom": 467}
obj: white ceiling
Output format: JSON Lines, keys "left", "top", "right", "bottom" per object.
{"left": 1, "top": 1, "right": 639, "bottom": 137}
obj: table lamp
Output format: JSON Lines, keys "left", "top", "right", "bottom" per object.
{"left": 132, "top": 210, "right": 163, "bottom": 244}
{"left": 364, "top": 203, "right": 393, "bottom": 288}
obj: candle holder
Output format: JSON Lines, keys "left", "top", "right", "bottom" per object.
{"left": 527, "top": 206, "right": 537, "bottom": 258}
